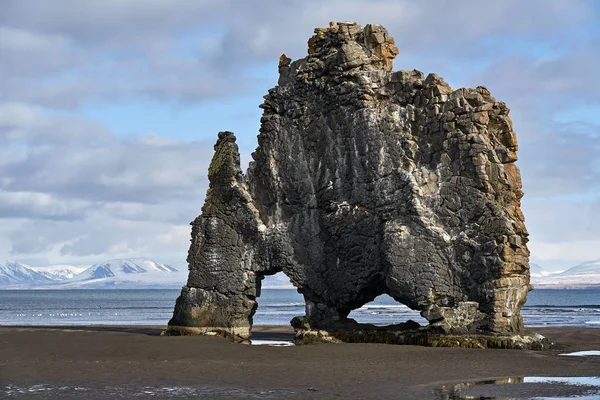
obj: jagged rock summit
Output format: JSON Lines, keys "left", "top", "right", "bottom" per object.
{"left": 167, "top": 22, "right": 531, "bottom": 343}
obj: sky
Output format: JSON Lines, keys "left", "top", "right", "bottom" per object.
{"left": 0, "top": 0, "right": 599, "bottom": 271}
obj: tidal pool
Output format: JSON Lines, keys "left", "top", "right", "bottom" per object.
{"left": 2, "top": 384, "right": 298, "bottom": 399}
{"left": 249, "top": 339, "right": 295, "bottom": 346}
{"left": 559, "top": 350, "right": 600, "bottom": 357}
{"left": 436, "top": 376, "right": 600, "bottom": 399}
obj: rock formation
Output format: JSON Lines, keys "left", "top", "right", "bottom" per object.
{"left": 167, "top": 22, "right": 531, "bottom": 342}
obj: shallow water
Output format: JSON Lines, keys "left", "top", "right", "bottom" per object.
{"left": 249, "top": 339, "right": 294, "bottom": 346}
{"left": 559, "top": 350, "right": 600, "bottom": 357}
{"left": 436, "top": 376, "right": 600, "bottom": 400}
{"left": 0, "top": 288, "right": 598, "bottom": 327}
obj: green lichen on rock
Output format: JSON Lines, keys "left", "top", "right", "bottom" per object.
{"left": 295, "top": 327, "right": 553, "bottom": 350}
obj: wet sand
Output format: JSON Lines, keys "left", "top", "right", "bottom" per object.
{"left": 0, "top": 326, "right": 598, "bottom": 399}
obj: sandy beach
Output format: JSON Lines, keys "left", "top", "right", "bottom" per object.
{"left": 0, "top": 326, "right": 598, "bottom": 399}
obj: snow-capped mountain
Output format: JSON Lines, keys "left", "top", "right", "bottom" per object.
{"left": 531, "top": 260, "right": 600, "bottom": 288}
{"left": 5, "top": 258, "right": 597, "bottom": 289}
{"left": 0, "top": 259, "right": 184, "bottom": 289}
{"left": 530, "top": 263, "right": 548, "bottom": 278}
{"left": 35, "top": 265, "right": 87, "bottom": 281}
{"left": 0, "top": 261, "right": 55, "bottom": 286}
{"left": 558, "top": 260, "right": 600, "bottom": 275}
{"left": 529, "top": 263, "right": 563, "bottom": 278}
{"left": 70, "top": 259, "right": 178, "bottom": 282}
{"left": 59, "top": 259, "right": 183, "bottom": 288}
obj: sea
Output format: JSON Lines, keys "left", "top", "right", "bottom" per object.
{"left": 0, "top": 288, "right": 598, "bottom": 328}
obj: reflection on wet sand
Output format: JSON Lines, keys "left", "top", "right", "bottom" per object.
{"left": 436, "top": 376, "right": 600, "bottom": 399}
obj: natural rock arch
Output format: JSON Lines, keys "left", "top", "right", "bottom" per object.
{"left": 167, "top": 22, "right": 530, "bottom": 342}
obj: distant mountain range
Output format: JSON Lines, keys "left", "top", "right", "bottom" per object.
{"left": 0, "top": 261, "right": 56, "bottom": 286}
{"left": 530, "top": 260, "right": 600, "bottom": 288}
{"left": 34, "top": 264, "right": 87, "bottom": 281}
{"left": 261, "top": 273, "right": 295, "bottom": 289}
{"left": 529, "top": 263, "right": 558, "bottom": 278}
{"left": 3, "top": 258, "right": 597, "bottom": 290}
{"left": 0, "top": 259, "right": 185, "bottom": 289}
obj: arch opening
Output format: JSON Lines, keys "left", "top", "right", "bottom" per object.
{"left": 251, "top": 271, "right": 305, "bottom": 328}
{"left": 347, "top": 294, "right": 428, "bottom": 327}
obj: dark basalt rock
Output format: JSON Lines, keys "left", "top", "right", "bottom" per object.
{"left": 166, "top": 22, "right": 531, "bottom": 343}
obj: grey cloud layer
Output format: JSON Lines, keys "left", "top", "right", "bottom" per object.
{"left": 0, "top": 103, "right": 111, "bottom": 144}
{"left": 1, "top": 0, "right": 599, "bottom": 267}
{"left": 471, "top": 39, "right": 600, "bottom": 201}
{"left": 2, "top": 1, "right": 595, "bottom": 106}
{"left": 0, "top": 102, "right": 212, "bottom": 261}
{"left": 0, "top": 103, "right": 212, "bottom": 203}
{"left": 2, "top": 136, "right": 211, "bottom": 203}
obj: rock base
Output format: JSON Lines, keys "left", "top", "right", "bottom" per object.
{"left": 161, "top": 325, "right": 250, "bottom": 342}
{"left": 293, "top": 325, "right": 552, "bottom": 350}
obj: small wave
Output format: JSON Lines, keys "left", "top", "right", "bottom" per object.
{"left": 523, "top": 304, "right": 600, "bottom": 309}
{"left": 4, "top": 306, "right": 171, "bottom": 312}
{"left": 254, "top": 311, "right": 301, "bottom": 315}
{"left": 585, "top": 321, "right": 600, "bottom": 325}
{"left": 523, "top": 309, "right": 600, "bottom": 314}
{"left": 259, "top": 303, "right": 305, "bottom": 308}
{"left": 358, "top": 305, "right": 410, "bottom": 310}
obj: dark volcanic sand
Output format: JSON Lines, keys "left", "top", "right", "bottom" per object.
{"left": 0, "top": 326, "right": 598, "bottom": 399}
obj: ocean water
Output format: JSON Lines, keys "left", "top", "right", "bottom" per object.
{"left": 0, "top": 288, "right": 598, "bottom": 328}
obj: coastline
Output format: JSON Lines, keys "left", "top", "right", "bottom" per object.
{"left": 1, "top": 325, "right": 598, "bottom": 399}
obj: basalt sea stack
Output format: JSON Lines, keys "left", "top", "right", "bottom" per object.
{"left": 166, "top": 22, "right": 531, "bottom": 344}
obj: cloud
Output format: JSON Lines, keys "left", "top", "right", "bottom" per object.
{"left": 525, "top": 199, "right": 600, "bottom": 243}
{"left": 0, "top": 27, "right": 80, "bottom": 77}
{"left": 2, "top": 195, "right": 199, "bottom": 265}
{"left": 0, "top": 2, "right": 242, "bottom": 107}
{"left": 517, "top": 120, "right": 600, "bottom": 198}
{"left": 0, "top": 103, "right": 111, "bottom": 145}
{"left": 58, "top": 221, "right": 191, "bottom": 258}
{"left": 0, "top": 56, "right": 242, "bottom": 108}
{"left": 2, "top": 0, "right": 595, "bottom": 108}
{"left": 0, "top": 104, "right": 213, "bottom": 265}
{"left": 475, "top": 42, "right": 600, "bottom": 113}
{"left": 0, "top": 191, "right": 89, "bottom": 221}
{"left": 0, "top": 105, "right": 213, "bottom": 203}
{"left": 0, "top": 1, "right": 225, "bottom": 47}
{"left": 5, "top": 216, "right": 191, "bottom": 264}
{"left": 0, "top": 0, "right": 599, "bottom": 270}
{"left": 529, "top": 239, "right": 600, "bottom": 264}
